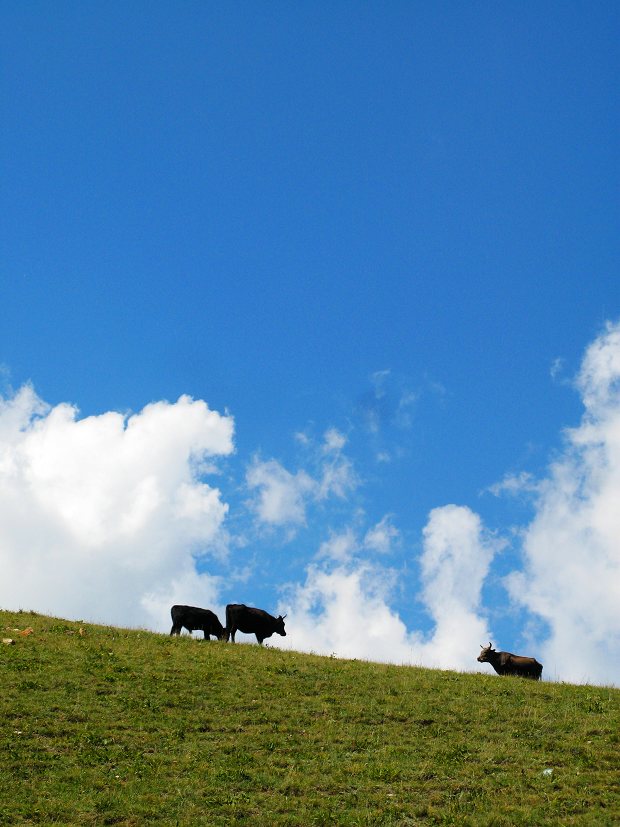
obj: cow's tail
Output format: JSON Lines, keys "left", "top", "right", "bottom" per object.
{"left": 169, "top": 605, "right": 179, "bottom": 636}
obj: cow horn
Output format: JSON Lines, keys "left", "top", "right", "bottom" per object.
{"left": 282, "top": 614, "right": 287, "bottom": 619}
{"left": 488, "top": 641, "right": 492, "bottom": 649}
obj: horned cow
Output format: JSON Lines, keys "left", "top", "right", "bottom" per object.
{"left": 170, "top": 605, "right": 225, "bottom": 640}
{"left": 477, "top": 642, "right": 543, "bottom": 680}
{"left": 225, "top": 604, "right": 286, "bottom": 645}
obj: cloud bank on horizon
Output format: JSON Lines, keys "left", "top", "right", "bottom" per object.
{"left": 1, "top": 323, "right": 620, "bottom": 686}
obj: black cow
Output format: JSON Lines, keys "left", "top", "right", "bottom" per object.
{"left": 225, "top": 604, "right": 286, "bottom": 645}
{"left": 477, "top": 642, "right": 543, "bottom": 680}
{"left": 170, "top": 605, "right": 225, "bottom": 640}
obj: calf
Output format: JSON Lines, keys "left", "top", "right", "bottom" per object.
{"left": 225, "top": 604, "right": 286, "bottom": 645}
{"left": 477, "top": 642, "right": 543, "bottom": 680}
{"left": 170, "top": 605, "right": 225, "bottom": 640}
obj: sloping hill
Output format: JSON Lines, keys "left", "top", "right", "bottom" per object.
{"left": 1, "top": 610, "right": 618, "bottom": 825}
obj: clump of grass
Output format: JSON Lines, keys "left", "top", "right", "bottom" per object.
{"left": 1, "top": 609, "right": 618, "bottom": 825}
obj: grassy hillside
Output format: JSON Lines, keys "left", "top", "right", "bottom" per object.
{"left": 1, "top": 610, "right": 618, "bottom": 826}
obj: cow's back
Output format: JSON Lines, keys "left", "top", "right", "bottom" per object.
{"left": 226, "top": 604, "right": 266, "bottom": 632}
{"left": 501, "top": 651, "right": 543, "bottom": 679}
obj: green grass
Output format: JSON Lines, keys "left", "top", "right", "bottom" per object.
{"left": 1, "top": 610, "right": 618, "bottom": 825}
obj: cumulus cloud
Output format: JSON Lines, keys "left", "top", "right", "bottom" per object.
{"left": 278, "top": 552, "right": 415, "bottom": 663}
{"left": 507, "top": 322, "right": 620, "bottom": 685}
{"left": 245, "top": 458, "right": 315, "bottom": 528}
{"left": 0, "top": 385, "right": 234, "bottom": 631}
{"left": 275, "top": 506, "right": 498, "bottom": 672}
{"left": 316, "top": 528, "right": 358, "bottom": 564}
{"left": 245, "top": 428, "right": 357, "bottom": 532}
{"left": 415, "top": 505, "right": 500, "bottom": 669}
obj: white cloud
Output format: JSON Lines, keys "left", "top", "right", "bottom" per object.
{"left": 550, "top": 357, "right": 566, "bottom": 382}
{"left": 322, "top": 428, "right": 347, "bottom": 453}
{"left": 363, "top": 514, "right": 400, "bottom": 554}
{"left": 245, "top": 458, "right": 314, "bottom": 527}
{"left": 415, "top": 505, "right": 500, "bottom": 670}
{"left": 273, "top": 506, "right": 498, "bottom": 673}
{"left": 487, "top": 471, "right": 540, "bottom": 498}
{"left": 318, "top": 429, "right": 356, "bottom": 499}
{"left": 246, "top": 428, "right": 357, "bottom": 532}
{"left": 278, "top": 557, "right": 416, "bottom": 663}
{"left": 507, "top": 322, "right": 620, "bottom": 685}
{"left": 0, "top": 385, "right": 234, "bottom": 632}
{"left": 316, "top": 528, "right": 357, "bottom": 563}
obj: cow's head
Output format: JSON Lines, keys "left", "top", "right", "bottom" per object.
{"left": 477, "top": 642, "right": 495, "bottom": 663}
{"left": 275, "top": 614, "right": 287, "bottom": 637}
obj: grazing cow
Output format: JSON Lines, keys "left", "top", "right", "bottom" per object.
{"left": 170, "top": 605, "right": 225, "bottom": 640}
{"left": 477, "top": 642, "right": 543, "bottom": 680}
{"left": 225, "top": 604, "right": 286, "bottom": 645}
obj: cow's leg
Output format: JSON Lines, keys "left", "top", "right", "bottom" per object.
{"left": 170, "top": 623, "right": 181, "bottom": 636}
{"left": 203, "top": 630, "right": 210, "bottom": 640}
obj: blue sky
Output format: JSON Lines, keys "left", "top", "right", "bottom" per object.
{"left": 1, "top": 4, "right": 619, "bottom": 684}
